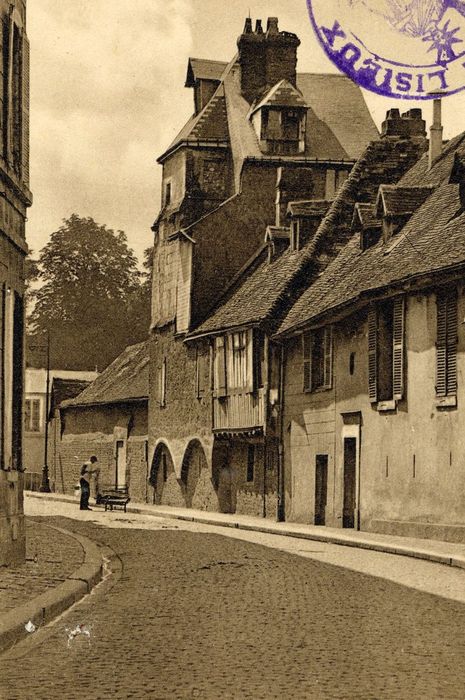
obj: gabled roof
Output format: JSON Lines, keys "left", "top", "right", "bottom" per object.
{"left": 250, "top": 79, "right": 308, "bottom": 114}
{"left": 189, "top": 135, "right": 427, "bottom": 339}
{"left": 160, "top": 54, "right": 379, "bottom": 175}
{"left": 287, "top": 200, "right": 332, "bottom": 218}
{"left": 376, "top": 185, "right": 434, "bottom": 217}
{"left": 61, "top": 341, "right": 149, "bottom": 409}
{"left": 276, "top": 131, "right": 465, "bottom": 335}
{"left": 352, "top": 203, "right": 379, "bottom": 230}
{"left": 185, "top": 58, "right": 228, "bottom": 87}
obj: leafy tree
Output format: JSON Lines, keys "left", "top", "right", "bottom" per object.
{"left": 27, "top": 215, "right": 151, "bottom": 371}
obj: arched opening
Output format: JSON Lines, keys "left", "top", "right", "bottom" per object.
{"left": 149, "top": 443, "right": 183, "bottom": 507}
{"left": 180, "top": 440, "right": 216, "bottom": 511}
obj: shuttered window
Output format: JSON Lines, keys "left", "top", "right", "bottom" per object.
{"left": 436, "top": 289, "right": 458, "bottom": 397}
{"left": 303, "top": 327, "right": 333, "bottom": 392}
{"left": 392, "top": 297, "right": 405, "bottom": 400}
{"left": 368, "top": 307, "right": 378, "bottom": 402}
{"left": 368, "top": 297, "right": 405, "bottom": 403}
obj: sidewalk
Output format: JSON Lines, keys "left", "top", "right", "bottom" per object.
{"left": 0, "top": 516, "right": 104, "bottom": 654}
{"left": 27, "top": 490, "right": 465, "bottom": 570}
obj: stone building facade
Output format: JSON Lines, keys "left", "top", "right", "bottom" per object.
{"left": 0, "top": 0, "right": 32, "bottom": 566}
{"left": 148, "top": 17, "right": 378, "bottom": 517}
{"left": 275, "top": 109, "right": 465, "bottom": 540}
{"left": 57, "top": 342, "right": 149, "bottom": 503}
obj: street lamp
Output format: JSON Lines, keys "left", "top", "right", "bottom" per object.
{"left": 38, "top": 331, "right": 51, "bottom": 493}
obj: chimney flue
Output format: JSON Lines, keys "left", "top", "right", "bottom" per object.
{"left": 266, "top": 17, "right": 279, "bottom": 35}
{"left": 255, "top": 19, "right": 263, "bottom": 34}
{"left": 429, "top": 97, "right": 443, "bottom": 169}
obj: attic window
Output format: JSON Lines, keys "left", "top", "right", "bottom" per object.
{"left": 282, "top": 110, "right": 300, "bottom": 140}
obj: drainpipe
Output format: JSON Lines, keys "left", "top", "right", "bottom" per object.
{"left": 277, "top": 342, "right": 286, "bottom": 522}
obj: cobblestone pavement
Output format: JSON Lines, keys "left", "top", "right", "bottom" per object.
{"left": 2, "top": 516, "right": 465, "bottom": 699}
{"left": 0, "top": 520, "right": 83, "bottom": 614}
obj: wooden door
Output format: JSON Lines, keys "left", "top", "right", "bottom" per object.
{"left": 343, "top": 437, "right": 357, "bottom": 528}
{"left": 315, "top": 455, "right": 328, "bottom": 526}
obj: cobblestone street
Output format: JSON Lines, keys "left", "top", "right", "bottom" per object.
{"left": 1, "top": 511, "right": 465, "bottom": 699}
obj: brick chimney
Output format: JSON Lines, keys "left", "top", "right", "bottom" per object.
{"left": 237, "top": 17, "right": 300, "bottom": 103}
{"left": 381, "top": 108, "right": 426, "bottom": 139}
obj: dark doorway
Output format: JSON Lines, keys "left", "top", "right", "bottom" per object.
{"left": 314, "top": 455, "right": 328, "bottom": 526}
{"left": 343, "top": 438, "right": 357, "bottom": 529}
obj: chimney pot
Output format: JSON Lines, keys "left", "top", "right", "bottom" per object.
{"left": 429, "top": 98, "right": 443, "bottom": 169}
{"left": 243, "top": 17, "right": 253, "bottom": 34}
{"left": 267, "top": 17, "right": 279, "bottom": 35}
{"left": 255, "top": 19, "right": 263, "bottom": 34}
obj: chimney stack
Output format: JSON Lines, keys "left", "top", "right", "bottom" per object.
{"left": 429, "top": 97, "right": 443, "bottom": 169}
{"left": 381, "top": 108, "right": 426, "bottom": 139}
{"left": 237, "top": 17, "right": 300, "bottom": 103}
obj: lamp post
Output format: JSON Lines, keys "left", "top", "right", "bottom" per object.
{"left": 39, "top": 330, "right": 51, "bottom": 493}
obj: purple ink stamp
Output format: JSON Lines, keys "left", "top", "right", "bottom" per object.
{"left": 307, "top": 0, "right": 465, "bottom": 98}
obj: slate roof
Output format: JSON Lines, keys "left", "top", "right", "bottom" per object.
{"left": 377, "top": 185, "right": 434, "bottom": 217}
{"left": 61, "top": 341, "right": 149, "bottom": 409}
{"left": 276, "top": 132, "right": 465, "bottom": 335}
{"left": 160, "top": 53, "right": 379, "bottom": 173}
{"left": 185, "top": 58, "right": 228, "bottom": 86}
{"left": 190, "top": 135, "right": 427, "bottom": 338}
{"left": 251, "top": 80, "right": 308, "bottom": 113}
{"left": 49, "top": 379, "right": 92, "bottom": 416}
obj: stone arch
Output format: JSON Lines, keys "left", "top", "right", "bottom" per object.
{"left": 149, "top": 442, "right": 184, "bottom": 507}
{"left": 180, "top": 439, "right": 217, "bottom": 511}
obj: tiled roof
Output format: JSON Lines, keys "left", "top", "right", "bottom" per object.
{"left": 185, "top": 58, "right": 228, "bottom": 86}
{"left": 190, "top": 136, "right": 427, "bottom": 338}
{"left": 276, "top": 132, "right": 465, "bottom": 335}
{"left": 251, "top": 80, "right": 308, "bottom": 113}
{"left": 377, "top": 185, "right": 434, "bottom": 217}
{"left": 287, "top": 200, "right": 332, "bottom": 218}
{"left": 49, "top": 379, "right": 92, "bottom": 415}
{"left": 352, "top": 203, "right": 379, "bottom": 230}
{"left": 62, "top": 341, "right": 149, "bottom": 409}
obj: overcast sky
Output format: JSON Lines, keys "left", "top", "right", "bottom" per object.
{"left": 27, "top": 1, "right": 465, "bottom": 264}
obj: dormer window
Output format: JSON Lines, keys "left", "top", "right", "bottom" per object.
{"left": 250, "top": 80, "right": 308, "bottom": 156}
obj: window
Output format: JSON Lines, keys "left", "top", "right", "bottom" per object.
{"left": 158, "top": 358, "right": 167, "bottom": 408}
{"left": 164, "top": 181, "right": 172, "bottom": 206}
{"left": 282, "top": 110, "right": 300, "bottom": 140}
{"left": 214, "top": 330, "right": 257, "bottom": 395}
{"left": 436, "top": 289, "right": 457, "bottom": 397}
{"left": 230, "top": 331, "right": 248, "bottom": 389}
{"left": 214, "top": 336, "right": 227, "bottom": 398}
{"left": 303, "top": 327, "right": 333, "bottom": 392}
{"left": 368, "top": 296, "right": 405, "bottom": 404}
{"left": 25, "top": 398, "right": 40, "bottom": 432}
{"left": 247, "top": 445, "right": 255, "bottom": 483}
{"left": 195, "top": 348, "right": 209, "bottom": 399}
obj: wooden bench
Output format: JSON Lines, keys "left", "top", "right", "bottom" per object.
{"left": 97, "top": 488, "right": 130, "bottom": 513}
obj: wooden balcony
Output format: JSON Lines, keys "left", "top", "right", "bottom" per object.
{"left": 213, "top": 389, "right": 265, "bottom": 433}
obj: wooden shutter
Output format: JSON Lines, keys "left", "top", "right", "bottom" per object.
{"left": 323, "top": 326, "right": 333, "bottom": 389}
{"left": 446, "top": 291, "right": 458, "bottom": 395}
{"left": 215, "top": 336, "right": 227, "bottom": 398}
{"left": 392, "top": 297, "right": 405, "bottom": 400}
{"left": 21, "top": 32, "right": 29, "bottom": 186}
{"left": 302, "top": 332, "right": 312, "bottom": 392}
{"left": 436, "top": 294, "right": 448, "bottom": 397}
{"left": 252, "top": 328, "right": 262, "bottom": 393}
{"left": 367, "top": 307, "right": 378, "bottom": 403}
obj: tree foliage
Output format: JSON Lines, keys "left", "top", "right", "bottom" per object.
{"left": 28, "top": 215, "right": 152, "bottom": 371}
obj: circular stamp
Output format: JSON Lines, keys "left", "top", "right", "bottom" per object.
{"left": 307, "top": 0, "right": 465, "bottom": 99}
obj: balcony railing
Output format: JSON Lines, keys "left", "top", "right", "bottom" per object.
{"left": 213, "top": 388, "right": 265, "bottom": 433}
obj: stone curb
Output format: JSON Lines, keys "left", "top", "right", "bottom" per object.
{"left": 26, "top": 491, "right": 465, "bottom": 571}
{"left": 0, "top": 522, "right": 104, "bottom": 655}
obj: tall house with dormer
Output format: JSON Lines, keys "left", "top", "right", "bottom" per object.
{"left": 148, "top": 18, "right": 378, "bottom": 516}
{"left": 0, "top": 0, "right": 32, "bottom": 566}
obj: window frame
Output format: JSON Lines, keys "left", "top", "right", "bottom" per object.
{"left": 436, "top": 288, "right": 458, "bottom": 399}
{"left": 303, "top": 326, "right": 333, "bottom": 393}
{"left": 24, "top": 397, "right": 41, "bottom": 433}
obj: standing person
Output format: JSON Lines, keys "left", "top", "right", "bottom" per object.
{"left": 79, "top": 456, "right": 98, "bottom": 511}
